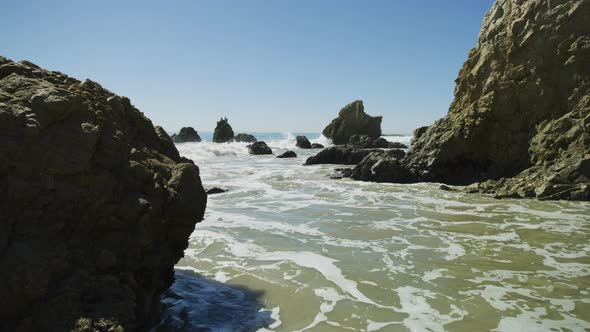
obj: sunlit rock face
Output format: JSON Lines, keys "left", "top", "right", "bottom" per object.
{"left": 0, "top": 56, "right": 207, "bottom": 331}
{"left": 370, "top": 0, "right": 590, "bottom": 200}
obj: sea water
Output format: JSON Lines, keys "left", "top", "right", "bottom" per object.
{"left": 152, "top": 133, "right": 590, "bottom": 332}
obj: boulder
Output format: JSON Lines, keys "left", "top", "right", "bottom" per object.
{"left": 351, "top": 150, "right": 414, "bottom": 183}
{"left": 235, "top": 133, "right": 257, "bottom": 143}
{"left": 295, "top": 135, "right": 311, "bottom": 149}
{"left": 0, "top": 56, "right": 207, "bottom": 331}
{"left": 277, "top": 150, "right": 297, "bottom": 158}
{"left": 311, "top": 143, "right": 324, "bottom": 149}
{"left": 304, "top": 146, "right": 376, "bottom": 165}
{"left": 172, "top": 127, "right": 202, "bottom": 143}
{"left": 206, "top": 187, "right": 228, "bottom": 195}
{"left": 322, "top": 100, "right": 382, "bottom": 145}
{"left": 247, "top": 141, "right": 272, "bottom": 155}
{"left": 330, "top": 168, "right": 352, "bottom": 179}
{"left": 212, "top": 117, "right": 234, "bottom": 143}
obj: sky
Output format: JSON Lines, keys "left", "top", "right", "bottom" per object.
{"left": 0, "top": 0, "right": 493, "bottom": 134}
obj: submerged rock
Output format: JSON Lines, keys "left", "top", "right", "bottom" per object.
{"left": 206, "top": 187, "right": 229, "bottom": 195}
{"left": 235, "top": 133, "right": 257, "bottom": 143}
{"left": 344, "top": 0, "right": 590, "bottom": 201}
{"left": 0, "top": 56, "right": 207, "bottom": 330}
{"left": 172, "top": 126, "right": 202, "bottom": 143}
{"left": 311, "top": 143, "right": 324, "bottom": 149}
{"left": 322, "top": 100, "right": 382, "bottom": 145}
{"left": 277, "top": 150, "right": 297, "bottom": 158}
{"left": 213, "top": 117, "right": 235, "bottom": 143}
{"left": 247, "top": 141, "right": 273, "bottom": 155}
{"left": 295, "top": 135, "right": 311, "bottom": 149}
{"left": 330, "top": 168, "right": 352, "bottom": 179}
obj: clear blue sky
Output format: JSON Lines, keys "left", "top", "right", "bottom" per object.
{"left": 0, "top": 0, "right": 493, "bottom": 134}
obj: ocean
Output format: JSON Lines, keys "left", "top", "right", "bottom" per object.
{"left": 152, "top": 133, "right": 590, "bottom": 332}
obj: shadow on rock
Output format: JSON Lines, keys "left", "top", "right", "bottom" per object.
{"left": 150, "top": 269, "right": 274, "bottom": 332}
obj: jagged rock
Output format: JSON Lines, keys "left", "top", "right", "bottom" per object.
{"left": 322, "top": 100, "right": 382, "bottom": 144}
{"left": 212, "top": 117, "right": 234, "bottom": 143}
{"left": 351, "top": 150, "right": 414, "bottom": 183}
{"left": 277, "top": 150, "right": 297, "bottom": 158}
{"left": 296, "top": 135, "right": 311, "bottom": 149}
{"left": 247, "top": 141, "right": 272, "bottom": 155}
{"left": 311, "top": 143, "right": 324, "bottom": 149}
{"left": 172, "top": 127, "right": 201, "bottom": 143}
{"left": 348, "top": 134, "right": 407, "bottom": 149}
{"left": 349, "top": 0, "right": 590, "bottom": 201}
{"left": 412, "top": 126, "right": 429, "bottom": 142}
{"left": 304, "top": 146, "right": 375, "bottom": 165}
{"left": 235, "top": 133, "right": 257, "bottom": 143}
{"left": 0, "top": 56, "right": 207, "bottom": 331}
{"left": 206, "top": 187, "right": 228, "bottom": 195}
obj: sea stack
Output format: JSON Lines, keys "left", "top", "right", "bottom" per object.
{"left": 355, "top": 0, "right": 590, "bottom": 201}
{"left": 0, "top": 57, "right": 207, "bottom": 330}
{"left": 213, "top": 117, "right": 235, "bottom": 143}
{"left": 172, "top": 126, "right": 202, "bottom": 143}
{"left": 322, "top": 100, "right": 382, "bottom": 145}
{"left": 235, "top": 133, "right": 257, "bottom": 143}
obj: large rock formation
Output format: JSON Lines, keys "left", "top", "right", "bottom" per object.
{"left": 172, "top": 126, "right": 201, "bottom": 143}
{"left": 305, "top": 146, "right": 376, "bottom": 165}
{"left": 322, "top": 100, "right": 382, "bottom": 145}
{"left": 212, "top": 117, "right": 234, "bottom": 143}
{"left": 353, "top": 0, "right": 590, "bottom": 200}
{"left": 0, "top": 57, "right": 207, "bottom": 331}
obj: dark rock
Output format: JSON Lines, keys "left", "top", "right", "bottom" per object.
{"left": 322, "top": 100, "right": 382, "bottom": 145}
{"left": 304, "top": 146, "right": 375, "bottom": 165}
{"left": 235, "top": 133, "right": 257, "bottom": 143}
{"left": 295, "top": 135, "right": 311, "bottom": 149}
{"left": 213, "top": 117, "right": 234, "bottom": 143}
{"left": 0, "top": 56, "right": 207, "bottom": 331}
{"left": 311, "top": 143, "right": 324, "bottom": 149}
{"left": 334, "top": 168, "right": 352, "bottom": 178}
{"left": 172, "top": 126, "right": 201, "bottom": 143}
{"left": 348, "top": 135, "right": 407, "bottom": 149}
{"left": 247, "top": 141, "right": 272, "bottom": 155}
{"left": 351, "top": 151, "right": 414, "bottom": 183}
{"left": 412, "top": 126, "right": 429, "bottom": 142}
{"left": 206, "top": 187, "right": 228, "bottom": 195}
{"left": 439, "top": 184, "right": 457, "bottom": 192}
{"left": 277, "top": 150, "right": 297, "bottom": 158}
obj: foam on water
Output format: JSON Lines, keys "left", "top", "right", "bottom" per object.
{"left": 160, "top": 133, "right": 590, "bottom": 331}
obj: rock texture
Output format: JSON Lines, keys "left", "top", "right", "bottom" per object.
{"left": 304, "top": 147, "right": 376, "bottom": 165}
{"left": 212, "top": 117, "right": 234, "bottom": 143}
{"left": 277, "top": 150, "right": 297, "bottom": 158}
{"left": 351, "top": 0, "right": 590, "bottom": 200}
{"left": 322, "top": 100, "right": 382, "bottom": 145}
{"left": 295, "top": 136, "right": 311, "bottom": 149}
{"left": 311, "top": 143, "right": 324, "bottom": 149}
{"left": 0, "top": 57, "right": 207, "bottom": 331}
{"left": 348, "top": 134, "right": 407, "bottom": 149}
{"left": 172, "top": 127, "right": 201, "bottom": 143}
{"left": 235, "top": 133, "right": 257, "bottom": 143}
{"left": 247, "top": 141, "right": 273, "bottom": 155}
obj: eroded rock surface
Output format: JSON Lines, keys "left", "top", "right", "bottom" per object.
{"left": 0, "top": 56, "right": 207, "bottom": 331}
{"left": 322, "top": 100, "right": 382, "bottom": 145}
{"left": 351, "top": 0, "right": 590, "bottom": 200}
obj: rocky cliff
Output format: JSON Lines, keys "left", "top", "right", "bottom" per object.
{"left": 0, "top": 57, "right": 207, "bottom": 331}
{"left": 360, "top": 0, "right": 590, "bottom": 200}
